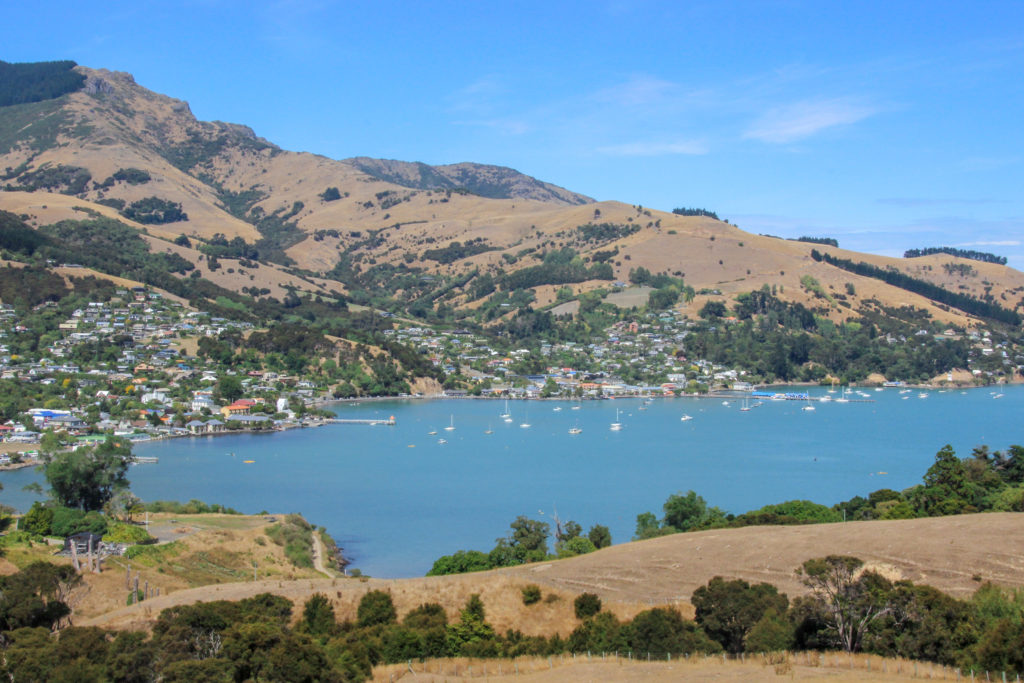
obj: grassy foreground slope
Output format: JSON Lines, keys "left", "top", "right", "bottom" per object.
{"left": 80, "top": 513, "right": 1024, "bottom": 636}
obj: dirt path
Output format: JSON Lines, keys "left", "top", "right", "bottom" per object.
{"left": 311, "top": 532, "right": 333, "bottom": 578}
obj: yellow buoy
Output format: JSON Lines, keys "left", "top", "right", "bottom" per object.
{"left": 243, "top": 460, "right": 255, "bottom": 464}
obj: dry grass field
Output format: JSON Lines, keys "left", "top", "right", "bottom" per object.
{"left": 372, "top": 651, "right": 966, "bottom": 682}
{"left": 74, "top": 513, "right": 1024, "bottom": 641}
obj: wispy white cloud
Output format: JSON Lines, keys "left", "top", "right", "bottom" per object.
{"left": 597, "top": 140, "right": 707, "bottom": 156}
{"left": 743, "top": 98, "right": 878, "bottom": 143}
{"left": 591, "top": 74, "right": 681, "bottom": 107}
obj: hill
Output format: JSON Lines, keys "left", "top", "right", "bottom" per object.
{"left": 79, "top": 513, "right": 1024, "bottom": 635}
{"left": 0, "top": 63, "right": 1021, "bottom": 336}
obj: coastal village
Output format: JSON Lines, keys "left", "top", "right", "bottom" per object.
{"left": 1, "top": 283, "right": 1018, "bottom": 468}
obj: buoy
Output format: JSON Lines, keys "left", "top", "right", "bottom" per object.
{"left": 243, "top": 460, "right": 255, "bottom": 464}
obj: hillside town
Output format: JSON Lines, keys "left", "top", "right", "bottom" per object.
{"left": 1, "top": 281, "right": 1019, "bottom": 468}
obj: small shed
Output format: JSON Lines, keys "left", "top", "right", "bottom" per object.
{"left": 64, "top": 532, "right": 103, "bottom": 555}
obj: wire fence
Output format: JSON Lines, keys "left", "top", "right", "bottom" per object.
{"left": 372, "top": 650, "right": 1021, "bottom": 681}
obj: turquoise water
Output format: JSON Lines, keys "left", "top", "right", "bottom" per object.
{"left": 2, "top": 386, "right": 1021, "bottom": 577}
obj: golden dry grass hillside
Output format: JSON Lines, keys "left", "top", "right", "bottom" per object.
{"left": 77, "top": 513, "right": 1024, "bottom": 640}
{"left": 1, "top": 65, "right": 1021, "bottom": 330}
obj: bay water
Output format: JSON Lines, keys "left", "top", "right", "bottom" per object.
{"left": 2, "top": 386, "right": 1021, "bottom": 578}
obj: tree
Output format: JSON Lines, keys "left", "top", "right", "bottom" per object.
{"left": 217, "top": 375, "right": 244, "bottom": 403}
{"left": 691, "top": 576, "right": 789, "bottom": 653}
{"left": 502, "top": 516, "right": 549, "bottom": 562}
{"left": 42, "top": 439, "right": 133, "bottom": 511}
{"left": 357, "top": 590, "right": 396, "bottom": 628}
{"left": 662, "top": 490, "right": 724, "bottom": 532}
{"left": 797, "top": 556, "right": 893, "bottom": 652}
{"left": 699, "top": 300, "right": 728, "bottom": 319}
{"left": 587, "top": 524, "right": 612, "bottom": 549}
{"left": 445, "top": 594, "right": 496, "bottom": 657}
{"left": 0, "top": 562, "right": 81, "bottom": 631}
{"left": 300, "top": 593, "right": 336, "bottom": 637}
{"left": 574, "top": 593, "right": 602, "bottom": 619}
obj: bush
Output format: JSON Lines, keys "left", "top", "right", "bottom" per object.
{"left": 574, "top": 593, "right": 602, "bottom": 619}
{"left": 357, "top": 590, "right": 397, "bottom": 627}
{"left": 521, "top": 584, "right": 542, "bottom": 605}
{"left": 102, "top": 522, "right": 154, "bottom": 544}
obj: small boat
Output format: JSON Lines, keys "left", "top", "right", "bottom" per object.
{"left": 499, "top": 400, "right": 511, "bottom": 419}
{"left": 835, "top": 387, "right": 849, "bottom": 403}
{"left": 520, "top": 421, "right": 531, "bottom": 429}
{"left": 444, "top": 415, "right": 456, "bottom": 431}
{"left": 918, "top": 392, "right": 929, "bottom": 399}
{"left": 484, "top": 423, "right": 493, "bottom": 434}
{"left": 722, "top": 400, "right": 730, "bottom": 406}
{"left": 568, "top": 423, "right": 582, "bottom": 435}
{"left": 802, "top": 404, "right": 816, "bottom": 411}
{"left": 680, "top": 414, "right": 693, "bottom": 422}
{"left": 243, "top": 460, "right": 255, "bottom": 464}
{"left": 740, "top": 398, "right": 751, "bottom": 412}
{"left": 553, "top": 406, "right": 562, "bottom": 412}
{"left": 437, "top": 438, "right": 447, "bottom": 444}
{"left": 571, "top": 404, "right": 581, "bottom": 410}
{"left": 610, "top": 408, "right": 623, "bottom": 431}
{"left": 427, "top": 430, "right": 437, "bottom": 436}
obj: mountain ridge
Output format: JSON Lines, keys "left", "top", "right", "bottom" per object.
{"left": 0, "top": 62, "right": 1022, "bottom": 336}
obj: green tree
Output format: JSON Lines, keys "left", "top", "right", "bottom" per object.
{"left": 42, "top": 439, "right": 133, "bottom": 511}
{"left": 662, "top": 490, "right": 724, "bottom": 532}
{"left": 691, "top": 576, "right": 789, "bottom": 653}
{"left": 300, "top": 593, "right": 336, "bottom": 637}
{"left": 797, "top": 555, "right": 893, "bottom": 652}
{"left": 445, "top": 594, "right": 496, "bottom": 657}
{"left": 624, "top": 607, "right": 722, "bottom": 655}
{"left": 574, "top": 593, "right": 602, "bottom": 619}
{"left": 357, "top": 590, "right": 396, "bottom": 628}
{"left": 587, "top": 524, "right": 612, "bottom": 549}
{"left": 216, "top": 375, "right": 244, "bottom": 403}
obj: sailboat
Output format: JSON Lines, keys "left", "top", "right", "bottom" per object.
{"left": 499, "top": 400, "right": 511, "bottom": 419}
{"left": 610, "top": 408, "right": 622, "bottom": 431}
{"left": 484, "top": 423, "right": 493, "bottom": 434}
{"left": 444, "top": 415, "right": 455, "bottom": 431}
{"left": 740, "top": 398, "right": 751, "bottom": 412}
{"left": 835, "top": 387, "right": 849, "bottom": 403}
{"left": 802, "top": 395, "right": 816, "bottom": 411}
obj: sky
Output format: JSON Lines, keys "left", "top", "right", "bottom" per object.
{"left": 6, "top": 1, "right": 1024, "bottom": 267}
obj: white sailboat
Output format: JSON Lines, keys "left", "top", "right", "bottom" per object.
{"left": 835, "top": 387, "right": 849, "bottom": 403}
{"left": 610, "top": 408, "right": 622, "bottom": 431}
{"left": 740, "top": 398, "right": 751, "bottom": 412}
{"left": 499, "top": 400, "right": 511, "bottom": 419}
{"left": 444, "top": 415, "right": 455, "bottom": 431}
{"left": 484, "top": 423, "right": 493, "bottom": 434}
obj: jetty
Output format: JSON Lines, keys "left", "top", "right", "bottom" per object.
{"left": 325, "top": 416, "right": 396, "bottom": 426}
{"left": 133, "top": 456, "right": 159, "bottom": 464}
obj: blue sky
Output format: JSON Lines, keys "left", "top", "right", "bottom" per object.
{"left": 7, "top": 1, "right": 1024, "bottom": 267}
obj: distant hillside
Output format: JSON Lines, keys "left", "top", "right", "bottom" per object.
{"left": 0, "top": 61, "right": 1021, "bottom": 334}
{"left": 344, "top": 156, "right": 594, "bottom": 205}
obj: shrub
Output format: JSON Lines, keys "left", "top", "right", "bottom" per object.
{"left": 357, "top": 590, "right": 397, "bottom": 627}
{"left": 521, "top": 584, "right": 542, "bottom": 605}
{"left": 574, "top": 593, "right": 602, "bottom": 619}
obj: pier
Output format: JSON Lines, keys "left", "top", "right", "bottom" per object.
{"left": 326, "top": 416, "right": 396, "bottom": 426}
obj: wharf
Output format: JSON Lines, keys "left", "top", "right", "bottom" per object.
{"left": 326, "top": 417, "right": 396, "bottom": 426}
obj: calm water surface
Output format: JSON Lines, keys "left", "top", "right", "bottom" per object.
{"left": 2, "top": 386, "right": 1021, "bottom": 577}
